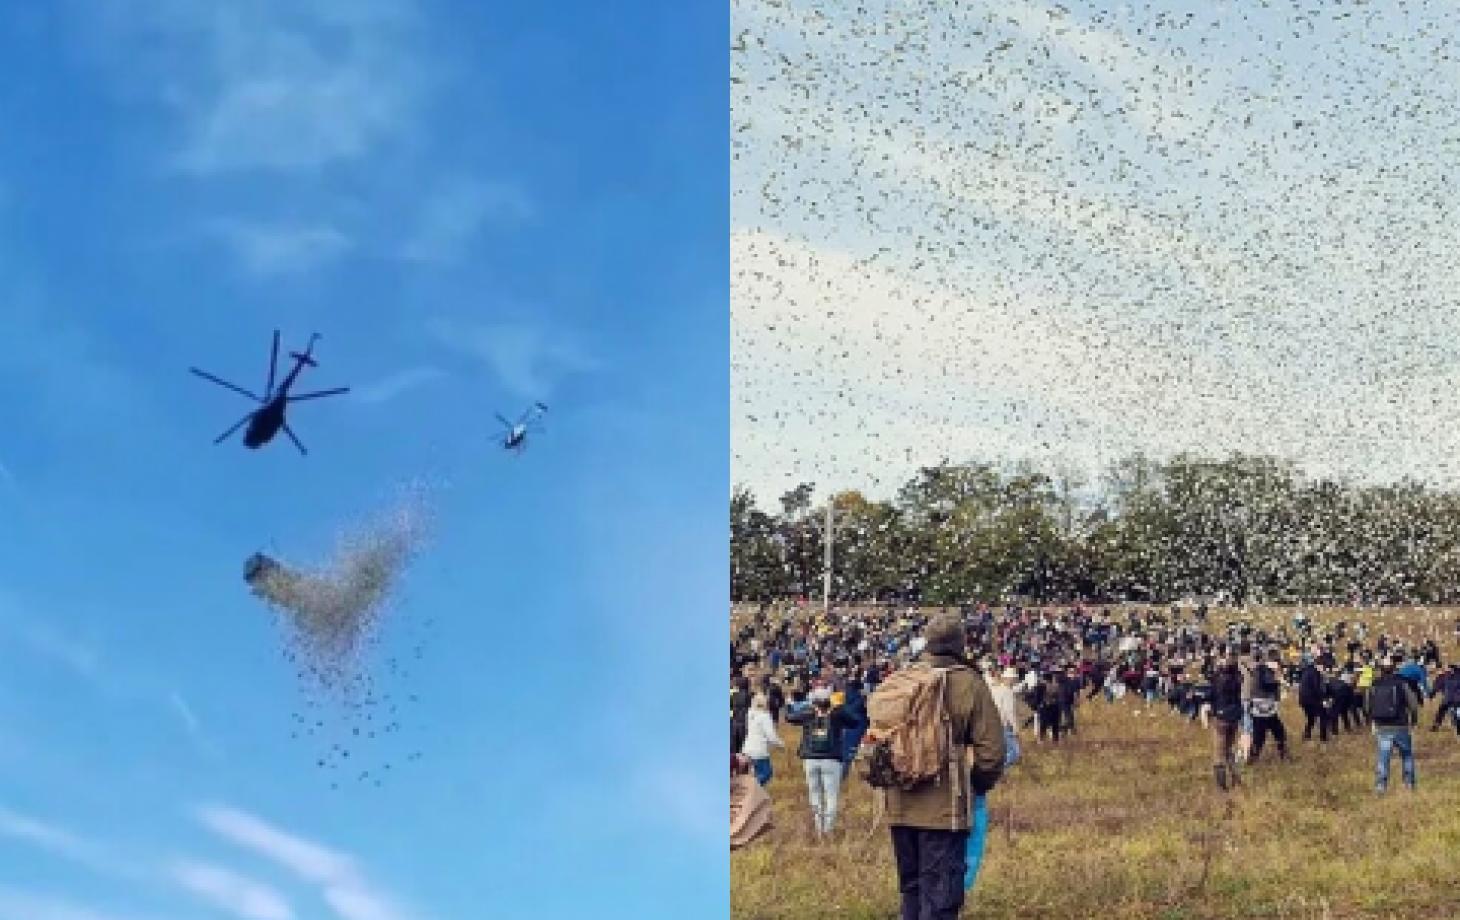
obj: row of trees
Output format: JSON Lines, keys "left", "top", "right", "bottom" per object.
{"left": 731, "top": 454, "right": 1460, "bottom": 605}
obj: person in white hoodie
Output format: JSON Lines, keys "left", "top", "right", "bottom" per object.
{"left": 741, "top": 692, "right": 785, "bottom": 786}
{"left": 992, "top": 668, "right": 1023, "bottom": 766}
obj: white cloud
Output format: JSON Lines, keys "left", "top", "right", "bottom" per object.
{"left": 17, "top": 622, "right": 102, "bottom": 682}
{"left": 205, "top": 220, "right": 353, "bottom": 275}
{"left": 428, "top": 319, "right": 597, "bottom": 399}
{"left": 0, "top": 807, "right": 129, "bottom": 879}
{"left": 86, "top": 0, "right": 428, "bottom": 174}
{"left": 353, "top": 367, "right": 447, "bottom": 405}
{"left": 0, "top": 887, "right": 152, "bottom": 920}
{"left": 167, "top": 692, "right": 200, "bottom": 735}
{"left": 401, "top": 180, "right": 534, "bottom": 263}
{"left": 195, "top": 805, "right": 410, "bottom": 920}
{"left": 168, "top": 859, "right": 294, "bottom": 920}
{"left": 0, "top": 807, "right": 292, "bottom": 920}
{"left": 166, "top": 691, "right": 221, "bottom": 760}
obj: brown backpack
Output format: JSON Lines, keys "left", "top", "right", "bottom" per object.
{"left": 860, "top": 663, "right": 960, "bottom": 790}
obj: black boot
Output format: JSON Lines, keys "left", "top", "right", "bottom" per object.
{"left": 1214, "top": 765, "right": 1229, "bottom": 791}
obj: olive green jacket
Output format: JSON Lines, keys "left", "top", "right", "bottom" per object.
{"left": 885, "top": 653, "right": 1006, "bottom": 831}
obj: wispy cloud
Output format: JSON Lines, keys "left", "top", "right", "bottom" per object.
{"left": 0, "top": 807, "right": 130, "bottom": 879}
{"left": 428, "top": 319, "right": 597, "bottom": 399}
{"left": 0, "top": 886, "right": 152, "bottom": 920}
{"left": 86, "top": 0, "right": 430, "bottom": 174}
{"left": 401, "top": 179, "right": 534, "bottom": 263}
{"left": 167, "top": 859, "right": 294, "bottom": 920}
{"left": 166, "top": 691, "right": 220, "bottom": 760}
{"left": 167, "top": 692, "right": 200, "bottom": 736}
{"left": 205, "top": 219, "right": 353, "bottom": 275}
{"left": 353, "top": 367, "right": 447, "bottom": 405}
{"left": 195, "top": 805, "right": 411, "bottom": 920}
{"left": 0, "top": 807, "right": 289, "bottom": 920}
{"left": 18, "top": 622, "right": 102, "bottom": 683}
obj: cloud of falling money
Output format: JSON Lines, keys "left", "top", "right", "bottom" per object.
{"left": 244, "top": 487, "right": 432, "bottom": 695}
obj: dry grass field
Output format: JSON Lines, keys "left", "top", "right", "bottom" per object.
{"left": 731, "top": 607, "right": 1460, "bottom": 919}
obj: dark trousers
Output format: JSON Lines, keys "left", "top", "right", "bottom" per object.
{"left": 1301, "top": 703, "right": 1329, "bottom": 742}
{"left": 1433, "top": 701, "right": 1453, "bottom": 730}
{"left": 1249, "top": 715, "right": 1287, "bottom": 761}
{"left": 732, "top": 718, "right": 748, "bottom": 756}
{"left": 891, "top": 825, "right": 970, "bottom": 920}
{"left": 1336, "top": 704, "right": 1357, "bottom": 732}
{"left": 1038, "top": 706, "right": 1063, "bottom": 742}
{"left": 1061, "top": 703, "right": 1077, "bottom": 734}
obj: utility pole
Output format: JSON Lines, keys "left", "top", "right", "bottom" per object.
{"left": 823, "top": 499, "right": 834, "bottom": 614}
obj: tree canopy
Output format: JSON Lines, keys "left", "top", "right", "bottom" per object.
{"left": 730, "top": 454, "right": 1460, "bottom": 606}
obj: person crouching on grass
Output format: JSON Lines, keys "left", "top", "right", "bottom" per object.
{"left": 886, "top": 613, "right": 1005, "bottom": 920}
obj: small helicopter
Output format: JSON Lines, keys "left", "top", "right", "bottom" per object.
{"left": 496, "top": 402, "right": 548, "bottom": 454}
{"left": 189, "top": 331, "right": 350, "bottom": 456}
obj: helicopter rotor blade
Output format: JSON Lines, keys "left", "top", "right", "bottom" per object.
{"left": 266, "top": 330, "right": 280, "bottom": 397}
{"left": 282, "top": 423, "right": 308, "bottom": 456}
{"left": 494, "top": 413, "right": 513, "bottom": 429}
{"left": 213, "top": 412, "right": 254, "bottom": 445}
{"left": 190, "top": 368, "right": 261, "bottom": 402}
{"left": 287, "top": 387, "right": 351, "bottom": 402}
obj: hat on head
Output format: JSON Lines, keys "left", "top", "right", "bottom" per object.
{"left": 1002, "top": 667, "right": 1019, "bottom": 680}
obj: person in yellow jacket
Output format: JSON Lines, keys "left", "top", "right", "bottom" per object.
{"left": 1356, "top": 658, "right": 1375, "bottom": 726}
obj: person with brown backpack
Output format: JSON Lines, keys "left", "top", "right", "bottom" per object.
{"left": 861, "top": 613, "right": 1005, "bottom": 920}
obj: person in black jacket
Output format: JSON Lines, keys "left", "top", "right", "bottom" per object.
{"left": 731, "top": 676, "right": 753, "bottom": 754}
{"left": 1330, "top": 670, "right": 1358, "bottom": 734}
{"left": 1037, "top": 672, "right": 1065, "bottom": 744}
{"left": 1209, "top": 651, "right": 1245, "bottom": 790}
{"left": 1058, "top": 665, "right": 1080, "bottom": 735}
{"left": 767, "top": 681, "right": 786, "bottom": 725}
{"left": 1368, "top": 658, "right": 1420, "bottom": 794}
{"left": 1431, "top": 663, "right": 1460, "bottom": 734}
{"left": 786, "top": 688, "right": 856, "bottom": 835}
{"left": 1298, "top": 659, "right": 1329, "bottom": 742}
{"left": 1246, "top": 651, "right": 1289, "bottom": 762}
{"left": 837, "top": 681, "right": 869, "bottom": 786}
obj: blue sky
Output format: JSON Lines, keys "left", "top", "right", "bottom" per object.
{"left": 0, "top": 1, "right": 726, "bottom": 918}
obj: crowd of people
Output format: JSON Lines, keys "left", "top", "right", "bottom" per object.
{"left": 731, "top": 600, "right": 1460, "bottom": 915}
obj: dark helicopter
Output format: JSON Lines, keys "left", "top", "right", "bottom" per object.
{"left": 189, "top": 331, "right": 350, "bottom": 455}
{"left": 496, "top": 402, "right": 548, "bottom": 454}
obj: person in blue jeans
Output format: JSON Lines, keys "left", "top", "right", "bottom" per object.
{"left": 739, "top": 693, "right": 784, "bottom": 786}
{"left": 1368, "top": 658, "right": 1421, "bottom": 794}
{"left": 787, "top": 688, "right": 853, "bottom": 835}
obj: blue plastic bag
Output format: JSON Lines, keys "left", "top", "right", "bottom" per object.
{"left": 964, "top": 794, "right": 989, "bottom": 891}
